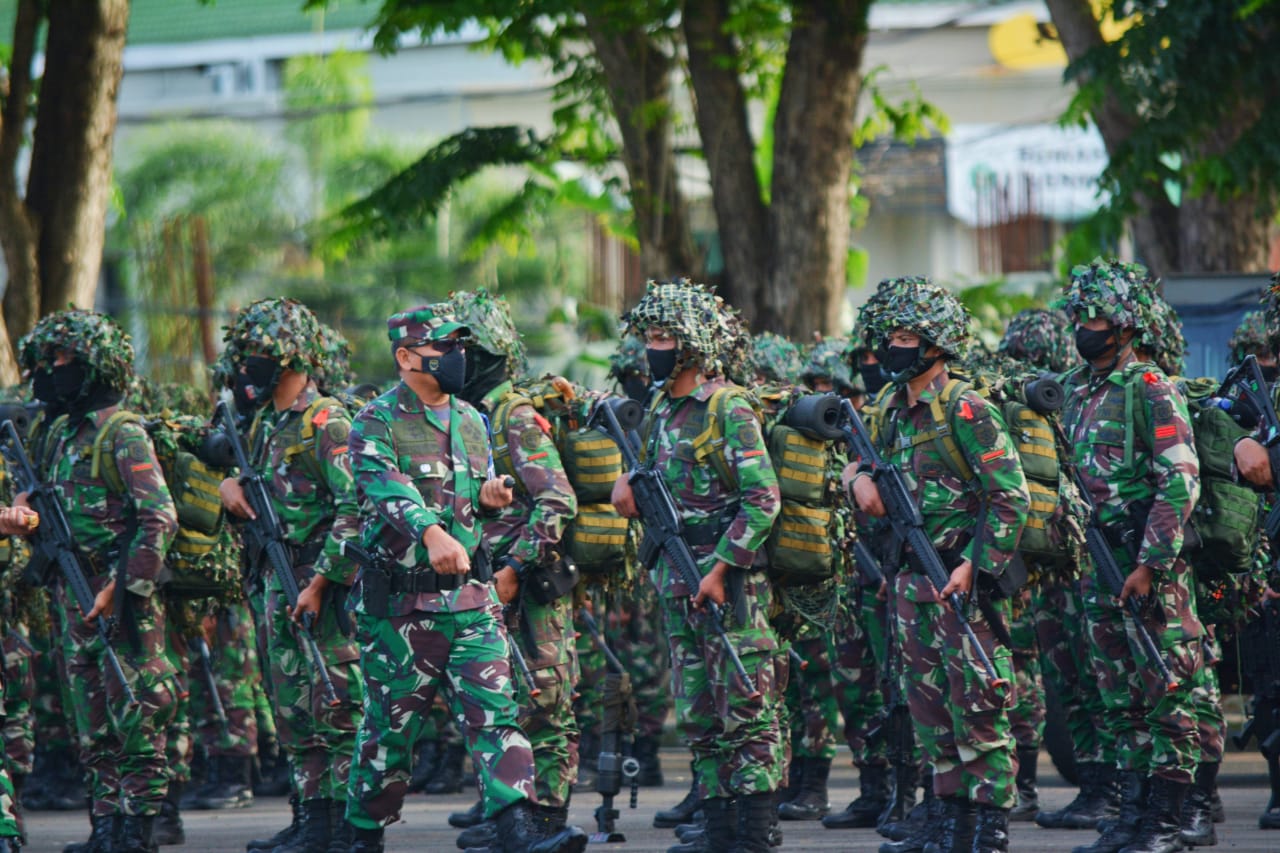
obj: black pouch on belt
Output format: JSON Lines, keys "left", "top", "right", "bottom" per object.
{"left": 526, "top": 555, "right": 580, "bottom": 606}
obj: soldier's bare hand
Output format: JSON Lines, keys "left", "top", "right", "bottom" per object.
{"left": 876, "top": 579, "right": 888, "bottom": 602}
{"left": 423, "top": 525, "right": 470, "bottom": 575}
{"left": 219, "top": 478, "right": 256, "bottom": 519}
{"left": 293, "top": 575, "right": 328, "bottom": 623}
{"left": 479, "top": 477, "right": 515, "bottom": 510}
{"left": 494, "top": 565, "right": 519, "bottom": 604}
{"left": 14, "top": 492, "right": 31, "bottom": 512}
{"left": 693, "top": 561, "right": 729, "bottom": 609}
{"left": 1265, "top": 586, "right": 1280, "bottom": 601}
{"left": 0, "top": 505, "right": 38, "bottom": 535}
{"left": 86, "top": 580, "right": 116, "bottom": 623}
{"left": 1234, "top": 438, "right": 1274, "bottom": 488}
{"left": 1120, "top": 564, "right": 1154, "bottom": 603}
{"left": 612, "top": 475, "right": 638, "bottom": 518}
{"left": 852, "top": 474, "right": 886, "bottom": 518}
{"left": 939, "top": 560, "right": 974, "bottom": 605}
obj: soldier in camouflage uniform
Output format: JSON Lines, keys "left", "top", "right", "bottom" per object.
{"left": 342, "top": 302, "right": 586, "bottom": 853}
{"left": 844, "top": 277, "right": 1029, "bottom": 853}
{"left": 0, "top": 507, "right": 33, "bottom": 851}
{"left": 612, "top": 280, "right": 785, "bottom": 853}
{"left": 1058, "top": 259, "right": 1208, "bottom": 853}
{"left": 750, "top": 333, "right": 804, "bottom": 387}
{"left": 16, "top": 310, "right": 181, "bottom": 853}
{"left": 217, "top": 298, "right": 365, "bottom": 852}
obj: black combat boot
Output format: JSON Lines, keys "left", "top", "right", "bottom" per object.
{"left": 117, "top": 814, "right": 155, "bottom": 853}
{"left": 272, "top": 798, "right": 333, "bottom": 853}
{"left": 700, "top": 797, "right": 737, "bottom": 851}
{"left": 1010, "top": 745, "right": 1040, "bottom": 822}
{"left": 574, "top": 732, "right": 600, "bottom": 794}
{"left": 1039, "top": 763, "right": 1120, "bottom": 830}
{"left": 456, "top": 820, "right": 497, "bottom": 849}
{"left": 197, "top": 756, "right": 254, "bottom": 810}
{"left": 882, "top": 770, "right": 935, "bottom": 841}
{"left": 426, "top": 743, "right": 466, "bottom": 795}
{"left": 449, "top": 800, "right": 485, "bottom": 829}
{"left": 328, "top": 804, "right": 357, "bottom": 853}
{"left": 873, "top": 763, "right": 920, "bottom": 836}
{"left": 350, "top": 826, "right": 385, "bottom": 853}
{"left": 879, "top": 796, "right": 946, "bottom": 853}
{"left": 632, "top": 735, "right": 664, "bottom": 787}
{"left": 246, "top": 793, "right": 300, "bottom": 851}
{"left": 653, "top": 767, "right": 701, "bottom": 828}
{"left": 408, "top": 739, "right": 441, "bottom": 794}
{"left": 727, "top": 793, "right": 773, "bottom": 853}
{"left": 923, "top": 797, "right": 975, "bottom": 853}
{"left": 492, "top": 800, "right": 587, "bottom": 853}
{"left": 1180, "top": 762, "right": 1217, "bottom": 847}
{"left": 823, "top": 763, "right": 891, "bottom": 829}
{"left": 1072, "top": 770, "right": 1147, "bottom": 853}
{"left": 0, "top": 835, "right": 19, "bottom": 851}
{"left": 1120, "top": 775, "right": 1189, "bottom": 853}
{"left": 153, "top": 782, "right": 185, "bottom": 845}
{"left": 970, "top": 803, "right": 1010, "bottom": 853}
{"left": 777, "top": 757, "right": 831, "bottom": 821}
{"left": 63, "top": 810, "right": 116, "bottom": 853}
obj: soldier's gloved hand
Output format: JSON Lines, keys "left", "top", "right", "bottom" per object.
{"left": 1234, "top": 437, "right": 1274, "bottom": 488}
{"left": 611, "top": 474, "right": 638, "bottom": 518}
{"left": 86, "top": 579, "right": 116, "bottom": 623}
{"left": 219, "top": 477, "right": 256, "bottom": 519}
{"left": 0, "top": 505, "right": 38, "bottom": 536}
{"left": 939, "top": 560, "right": 973, "bottom": 608}
{"left": 1120, "top": 564, "right": 1154, "bottom": 606}
{"left": 693, "top": 561, "right": 729, "bottom": 609}
{"left": 294, "top": 574, "right": 328, "bottom": 623}
{"left": 479, "top": 476, "right": 515, "bottom": 510}
{"left": 850, "top": 473, "right": 886, "bottom": 518}
{"left": 423, "top": 525, "right": 470, "bottom": 575}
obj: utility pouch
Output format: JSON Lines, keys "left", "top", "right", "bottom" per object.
{"left": 976, "top": 552, "right": 1028, "bottom": 602}
{"left": 472, "top": 541, "right": 495, "bottom": 584}
{"left": 526, "top": 555, "right": 580, "bottom": 606}
{"left": 637, "top": 534, "right": 662, "bottom": 572}
{"left": 360, "top": 562, "right": 391, "bottom": 619}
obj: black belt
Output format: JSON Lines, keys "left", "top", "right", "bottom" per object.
{"left": 681, "top": 523, "right": 721, "bottom": 547}
{"left": 390, "top": 571, "right": 464, "bottom": 595}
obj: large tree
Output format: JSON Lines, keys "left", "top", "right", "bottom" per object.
{"left": 1047, "top": 0, "right": 1280, "bottom": 275}
{"left": 0, "top": 0, "right": 131, "bottom": 384}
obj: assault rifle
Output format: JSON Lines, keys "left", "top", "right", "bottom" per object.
{"left": 1050, "top": 419, "right": 1180, "bottom": 691}
{"left": 213, "top": 402, "right": 339, "bottom": 706}
{"left": 192, "top": 634, "right": 229, "bottom": 733}
{"left": 590, "top": 397, "right": 760, "bottom": 699}
{"left": 836, "top": 399, "right": 1008, "bottom": 691}
{"left": 0, "top": 420, "right": 138, "bottom": 708}
{"left": 578, "top": 607, "right": 639, "bottom": 843}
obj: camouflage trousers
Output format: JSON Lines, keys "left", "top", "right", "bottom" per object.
{"left": 1194, "top": 635, "right": 1225, "bottom": 765}
{"left": 188, "top": 601, "right": 261, "bottom": 760}
{"left": 784, "top": 629, "right": 839, "bottom": 761}
{"left": 57, "top": 586, "right": 180, "bottom": 818}
{"left": 576, "top": 582, "right": 670, "bottom": 742}
{"left": 1008, "top": 594, "right": 1045, "bottom": 751}
{"left": 30, "top": 619, "right": 76, "bottom": 754}
{"left": 2, "top": 626, "right": 35, "bottom": 777}
{"left": 510, "top": 593, "right": 579, "bottom": 808}
{"left": 346, "top": 603, "right": 536, "bottom": 828}
{"left": 163, "top": 625, "right": 192, "bottom": 785}
{"left": 0, "top": 761, "right": 19, "bottom": 838}
{"left": 1080, "top": 570, "right": 1207, "bottom": 783}
{"left": 662, "top": 572, "right": 786, "bottom": 799}
{"left": 265, "top": 582, "right": 362, "bottom": 802}
{"left": 1033, "top": 575, "right": 1114, "bottom": 765}
{"left": 831, "top": 585, "right": 889, "bottom": 768}
{"left": 897, "top": 576, "right": 1017, "bottom": 808}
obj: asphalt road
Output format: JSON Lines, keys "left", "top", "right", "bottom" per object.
{"left": 22, "top": 749, "right": 1280, "bottom": 852}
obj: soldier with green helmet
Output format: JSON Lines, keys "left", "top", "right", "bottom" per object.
{"left": 750, "top": 333, "right": 804, "bottom": 386}
{"left": 1228, "top": 310, "right": 1275, "bottom": 378}
{"left": 612, "top": 279, "right": 785, "bottom": 853}
{"left": 216, "top": 298, "right": 366, "bottom": 852}
{"left": 844, "top": 277, "right": 1029, "bottom": 853}
{"left": 15, "top": 309, "right": 181, "bottom": 853}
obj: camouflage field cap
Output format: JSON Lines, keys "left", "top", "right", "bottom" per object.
{"left": 449, "top": 288, "right": 527, "bottom": 374}
{"left": 998, "top": 308, "right": 1078, "bottom": 373}
{"left": 1262, "top": 273, "right": 1280, "bottom": 356}
{"left": 801, "top": 336, "right": 859, "bottom": 392}
{"left": 1228, "top": 310, "right": 1269, "bottom": 364}
{"left": 867, "top": 276, "right": 972, "bottom": 358}
{"left": 387, "top": 302, "right": 469, "bottom": 345}
{"left": 750, "top": 332, "right": 804, "bottom": 384}
{"left": 1060, "top": 257, "right": 1153, "bottom": 329}
{"left": 1137, "top": 294, "right": 1186, "bottom": 377}
{"left": 315, "top": 323, "right": 356, "bottom": 391}
{"left": 18, "top": 308, "right": 136, "bottom": 391}
{"left": 622, "top": 279, "right": 738, "bottom": 376}
{"left": 223, "top": 297, "right": 323, "bottom": 371}
{"left": 609, "top": 335, "right": 649, "bottom": 379}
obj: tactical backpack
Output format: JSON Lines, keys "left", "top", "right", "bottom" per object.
{"left": 491, "top": 378, "right": 629, "bottom": 574}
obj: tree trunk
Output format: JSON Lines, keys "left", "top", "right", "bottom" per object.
{"left": 764, "top": 0, "right": 869, "bottom": 337}
{"left": 0, "top": 0, "right": 44, "bottom": 366}
{"left": 681, "top": 0, "right": 769, "bottom": 321}
{"left": 25, "top": 0, "right": 131, "bottom": 314}
{"left": 583, "top": 13, "right": 699, "bottom": 284}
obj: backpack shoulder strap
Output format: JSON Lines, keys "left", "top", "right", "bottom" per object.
{"left": 490, "top": 389, "right": 536, "bottom": 484}
{"left": 911, "top": 378, "right": 977, "bottom": 484}
{"left": 282, "top": 396, "right": 345, "bottom": 487}
{"left": 688, "top": 385, "right": 751, "bottom": 492}
{"left": 1121, "top": 363, "right": 1153, "bottom": 468}
{"left": 91, "top": 411, "right": 146, "bottom": 495}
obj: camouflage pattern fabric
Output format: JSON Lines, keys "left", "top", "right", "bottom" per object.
{"left": 2, "top": 627, "right": 35, "bottom": 778}
{"left": 163, "top": 625, "right": 193, "bottom": 785}
{"left": 222, "top": 298, "right": 324, "bottom": 372}
{"left": 858, "top": 277, "right": 972, "bottom": 359}
{"left": 608, "top": 336, "right": 649, "bottom": 381}
{"left": 0, "top": 765, "right": 18, "bottom": 838}
{"left": 189, "top": 600, "right": 263, "bottom": 760}
{"left": 1262, "top": 272, "right": 1280, "bottom": 356}
{"left": 18, "top": 309, "right": 135, "bottom": 392}
{"left": 998, "top": 308, "right": 1078, "bottom": 374}
{"left": 831, "top": 589, "right": 890, "bottom": 768}
{"left": 622, "top": 280, "right": 740, "bottom": 378}
{"left": 784, "top": 630, "right": 840, "bottom": 761}
{"left": 315, "top": 324, "right": 356, "bottom": 394}
{"left": 30, "top": 626, "right": 76, "bottom": 754}
{"left": 1194, "top": 637, "right": 1225, "bottom": 765}
{"left": 450, "top": 288, "right": 528, "bottom": 375}
{"left": 1138, "top": 294, "right": 1187, "bottom": 378}
{"left": 801, "top": 336, "right": 860, "bottom": 394}
{"left": 1007, "top": 597, "right": 1045, "bottom": 751}
{"left": 1058, "top": 257, "right": 1156, "bottom": 330}
{"left": 1229, "top": 310, "right": 1270, "bottom": 364}
{"left": 751, "top": 333, "right": 804, "bottom": 385}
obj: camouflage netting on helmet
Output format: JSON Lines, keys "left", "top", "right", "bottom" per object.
{"left": 222, "top": 298, "right": 323, "bottom": 372}
{"left": 1261, "top": 273, "right": 1280, "bottom": 357}
{"left": 801, "top": 336, "right": 858, "bottom": 392}
{"left": 998, "top": 308, "right": 1079, "bottom": 373}
{"left": 860, "top": 276, "right": 972, "bottom": 359}
{"left": 751, "top": 332, "right": 803, "bottom": 385}
{"left": 1229, "top": 310, "right": 1270, "bottom": 365}
{"left": 1059, "top": 257, "right": 1155, "bottom": 330}
{"left": 209, "top": 344, "right": 240, "bottom": 391}
{"left": 1138, "top": 294, "right": 1186, "bottom": 377}
{"left": 450, "top": 287, "right": 528, "bottom": 376}
{"left": 315, "top": 324, "right": 356, "bottom": 393}
{"left": 609, "top": 335, "right": 648, "bottom": 380}
{"left": 853, "top": 278, "right": 910, "bottom": 351}
{"left": 18, "top": 309, "right": 136, "bottom": 391}
{"left": 622, "top": 279, "right": 740, "bottom": 377}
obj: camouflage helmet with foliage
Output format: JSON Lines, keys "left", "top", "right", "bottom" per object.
{"left": 222, "top": 298, "right": 323, "bottom": 371}
{"left": 1229, "top": 310, "right": 1270, "bottom": 365}
{"left": 801, "top": 336, "right": 859, "bottom": 393}
{"left": 1262, "top": 273, "right": 1280, "bottom": 357}
{"left": 18, "top": 308, "right": 136, "bottom": 391}
{"left": 1059, "top": 258, "right": 1154, "bottom": 330}
{"left": 998, "top": 308, "right": 1078, "bottom": 373}
{"left": 750, "top": 332, "right": 804, "bottom": 385}
{"left": 209, "top": 343, "right": 241, "bottom": 391}
{"left": 863, "top": 276, "right": 972, "bottom": 359}
{"left": 449, "top": 287, "right": 528, "bottom": 376}
{"left": 314, "top": 323, "right": 356, "bottom": 392}
{"left": 853, "top": 278, "right": 906, "bottom": 351}
{"left": 622, "top": 279, "right": 739, "bottom": 377}
{"left": 608, "top": 335, "right": 648, "bottom": 380}
{"left": 1137, "top": 294, "right": 1186, "bottom": 377}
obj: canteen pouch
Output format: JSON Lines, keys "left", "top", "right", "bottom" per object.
{"left": 526, "top": 555, "right": 580, "bottom": 606}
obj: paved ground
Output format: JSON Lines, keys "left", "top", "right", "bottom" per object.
{"left": 22, "top": 749, "right": 1280, "bottom": 852}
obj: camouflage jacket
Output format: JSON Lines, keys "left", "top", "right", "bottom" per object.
{"left": 247, "top": 382, "right": 360, "bottom": 588}
{"left": 348, "top": 381, "right": 496, "bottom": 615}
{"left": 872, "top": 371, "right": 1029, "bottom": 603}
{"left": 478, "top": 380, "right": 577, "bottom": 569}
{"left": 639, "top": 378, "right": 780, "bottom": 596}
{"left": 1061, "top": 354, "right": 1200, "bottom": 575}
{"left": 48, "top": 405, "right": 178, "bottom": 597}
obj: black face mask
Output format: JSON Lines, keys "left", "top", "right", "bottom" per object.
{"left": 31, "top": 368, "right": 57, "bottom": 405}
{"left": 646, "top": 348, "right": 678, "bottom": 382}
{"left": 1075, "top": 327, "right": 1116, "bottom": 362}
{"left": 410, "top": 347, "right": 467, "bottom": 395}
{"left": 1262, "top": 364, "right": 1280, "bottom": 384}
{"left": 459, "top": 348, "right": 509, "bottom": 406}
{"left": 859, "top": 362, "right": 888, "bottom": 396}
{"left": 621, "top": 374, "right": 650, "bottom": 404}
{"left": 880, "top": 345, "right": 937, "bottom": 384}
{"left": 51, "top": 362, "right": 88, "bottom": 404}
{"left": 235, "top": 356, "right": 281, "bottom": 410}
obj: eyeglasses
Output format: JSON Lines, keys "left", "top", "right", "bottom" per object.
{"left": 410, "top": 338, "right": 465, "bottom": 354}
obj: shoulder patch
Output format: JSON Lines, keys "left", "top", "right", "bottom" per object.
{"left": 520, "top": 428, "right": 544, "bottom": 452}
{"left": 1151, "top": 399, "right": 1173, "bottom": 424}
{"left": 972, "top": 417, "right": 998, "bottom": 449}
{"left": 324, "top": 420, "right": 348, "bottom": 444}
{"left": 129, "top": 441, "right": 150, "bottom": 463}
{"left": 736, "top": 422, "right": 761, "bottom": 448}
